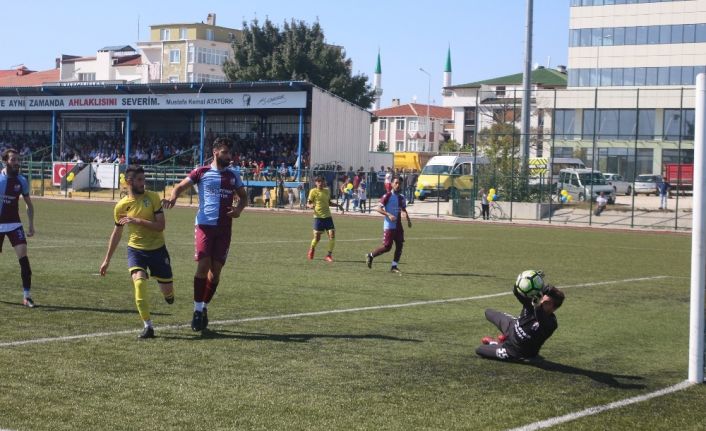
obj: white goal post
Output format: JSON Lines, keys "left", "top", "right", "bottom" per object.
{"left": 689, "top": 73, "right": 706, "bottom": 383}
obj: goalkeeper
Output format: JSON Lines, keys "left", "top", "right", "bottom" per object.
{"left": 476, "top": 282, "right": 565, "bottom": 361}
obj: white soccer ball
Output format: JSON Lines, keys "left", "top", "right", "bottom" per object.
{"left": 515, "top": 270, "right": 544, "bottom": 298}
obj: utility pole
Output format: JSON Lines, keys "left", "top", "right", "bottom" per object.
{"left": 521, "top": 0, "right": 534, "bottom": 173}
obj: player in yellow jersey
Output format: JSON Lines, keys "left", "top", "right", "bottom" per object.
{"left": 307, "top": 175, "right": 342, "bottom": 262}
{"left": 100, "top": 165, "right": 174, "bottom": 339}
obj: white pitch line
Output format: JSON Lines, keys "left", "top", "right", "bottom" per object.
{"left": 0, "top": 275, "right": 669, "bottom": 349}
{"left": 505, "top": 380, "right": 695, "bottom": 431}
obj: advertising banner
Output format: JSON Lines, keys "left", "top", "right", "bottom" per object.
{"left": 0, "top": 91, "right": 307, "bottom": 112}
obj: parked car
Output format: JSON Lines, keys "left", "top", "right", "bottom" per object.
{"left": 603, "top": 173, "right": 632, "bottom": 196}
{"left": 557, "top": 168, "right": 615, "bottom": 203}
{"left": 633, "top": 174, "right": 662, "bottom": 196}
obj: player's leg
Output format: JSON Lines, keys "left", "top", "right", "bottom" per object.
{"left": 201, "top": 226, "right": 231, "bottom": 329}
{"left": 149, "top": 246, "right": 174, "bottom": 304}
{"left": 127, "top": 247, "right": 155, "bottom": 338}
{"left": 390, "top": 229, "right": 404, "bottom": 272}
{"left": 484, "top": 309, "right": 514, "bottom": 335}
{"left": 131, "top": 270, "right": 154, "bottom": 339}
{"left": 192, "top": 226, "right": 216, "bottom": 331}
{"left": 310, "top": 218, "right": 325, "bottom": 259}
{"left": 323, "top": 217, "right": 335, "bottom": 261}
{"left": 9, "top": 228, "right": 32, "bottom": 307}
{"left": 475, "top": 344, "right": 513, "bottom": 361}
{"left": 371, "top": 229, "right": 393, "bottom": 257}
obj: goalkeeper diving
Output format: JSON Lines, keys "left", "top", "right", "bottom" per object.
{"left": 475, "top": 271, "right": 565, "bottom": 361}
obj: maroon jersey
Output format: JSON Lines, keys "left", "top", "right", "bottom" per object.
{"left": 0, "top": 172, "right": 29, "bottom": 229}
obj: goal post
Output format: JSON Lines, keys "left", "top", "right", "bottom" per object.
{"left": 689, "top": 73, "right": 706, "bottom": 383}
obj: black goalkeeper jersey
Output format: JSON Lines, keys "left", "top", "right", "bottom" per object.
{"left": 504, "top": 287, "right": 558, "bottom": 358}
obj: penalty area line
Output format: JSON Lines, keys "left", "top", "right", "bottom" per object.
{"left": 0, "top": 275, "right": 669, "bottom": 349}
{"left": 505, "top": 380, "right": 695, "bottom": 431}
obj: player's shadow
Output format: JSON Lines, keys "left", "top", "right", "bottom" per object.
{"left": 522, "top": 358, "right": 646, "bottom": 389}
{"left": 0, "top": 300, "right": 170, "bottom": 316}
{"left": 167, "top": 330, "right": 423, "bottom": 343}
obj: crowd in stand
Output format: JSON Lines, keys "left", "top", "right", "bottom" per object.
{"left": 0, "top": 130, "right": 310, "bottom": 177}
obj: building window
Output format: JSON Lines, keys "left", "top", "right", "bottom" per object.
{"left": 554, "top": 109, "right": 576, "bottom": 139}
{"left": 168, "top": 75, "right": 179, "bottom": 83}
{"left": 379, "top": 119, "right": 387, "bottom": 130}
{"left": 195, "top": 47, "right": 229, "bottom": 65}
{"left": 160, "top": 29, "right": 170, "bottom": 41}
{"left": 188, "top": 46, "right": 194, "bottom": 64}
{"left": 187, "top": 72, "right": 194, "bottom": 82}
{"left": 463, "top": 107, "right": 476, "bottom": 127}
{"left": 663, "top": 109, "right": 695, "bottom": 140}
{"left": 396, "top": 119, "right": 405, "bottom": 130}
{"left": 396, "top": 141, "right": 405, "bottom": 151}
{"left": 77, "top": 73, "right": 96, "bottom": 82}
{"left": 495, "top": 86, "right": 506, "bottom": 97}
{"left": 169, "top": 49, "right": 181, "bottom": 64}
{"left": 180, "top": 28, "right": 188, "bottom": 39}
{"left": 206, "top": 29, "right": 215, "bottom": 41}
{"left": 408, "top": 120, "right": 418, "bottom": 132}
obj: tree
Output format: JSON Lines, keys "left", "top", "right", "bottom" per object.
{"left": 223, "top": 19, "right": 375, "bottom": 108}
{"left": 376, "top": 142, "right": 388, "bottom": 152}
{"left": 439, "top": 139, "right": 460, "bottom": 153}
{"left": 476, "top": 122, "right": 522, "bottom": 199}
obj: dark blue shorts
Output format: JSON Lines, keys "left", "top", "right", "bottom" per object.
{"left": 127, "top": 245, "right": 173, "bottom": 283}
{"left": 313, "top": 217, "right": 335, "bottom": 232}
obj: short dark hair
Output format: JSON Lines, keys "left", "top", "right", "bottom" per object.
{"left": 2, "top": 148, "right": 18, "bottom": 162}
{"left": 314, "top": 175, "right": 324, "bottom": 182}
{"left": 212, "top": 137, "right": 232, "bottom": 152}
{"left": 124, "top": 165, "right": 145, "bottom": 181}
{"left": 544, "top": 285, "right": 565, "bottom": 309}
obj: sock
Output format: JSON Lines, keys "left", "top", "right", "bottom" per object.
{"left": 194, "top": 276, "right": 207, "bottom": 302}
{"left": 144, "top": 319, "right": 153, "bottom": 329}
{"left": 194, "top": 301, "right": 205, "bottom": 312}
{"left": 327, "top": 237, "right": 336, "bottom": 253}
{"left": 204, "top": 279, "right": 219, "bottom": 304}
{"left": 391, "top": 261, "right": 398, "bottom": 267}
{"left": 310, "top": 237, "right": 319, "bottom": 250}
{"left": 19, "top": 256, "right": 31, "bottom": 290}
{"left": 133, "top": 277, "right": 150, "bottom": 321}
{"left": 23, "top": 288, "right": 30, "bottom": 299}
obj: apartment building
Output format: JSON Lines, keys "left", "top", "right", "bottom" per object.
{"left": 137, "top": 13, "right": 240, "bottom": 83}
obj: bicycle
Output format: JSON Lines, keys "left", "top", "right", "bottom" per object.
{"left": 475, "top": 201, "right": 505, "bottom": 221}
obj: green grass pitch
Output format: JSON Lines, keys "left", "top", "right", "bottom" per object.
{"left": 0, "top": 199, "right": 705, "bottom": 430}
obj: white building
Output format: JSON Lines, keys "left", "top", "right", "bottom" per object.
{"left": 58, "top": 46, "right": 143, "bottom": 84}
{"left": 443, "top": 67, "right": 567, "bottom": 158}
{"left": 546, "top": 0, "right": 706, "bottom": 177}
{"left": 137, "top": 13, "right": 239, "bottom": 83}
{"left": 370, "top": 101, "right": 452, "bottom": 153}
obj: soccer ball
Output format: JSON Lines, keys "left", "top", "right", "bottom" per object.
{"left": 515, "top": 270, "right": 544, "bottom": 298}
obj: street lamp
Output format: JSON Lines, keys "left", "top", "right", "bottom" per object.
{"left": 419, "top": 68, "right": 431, "bottom": 152}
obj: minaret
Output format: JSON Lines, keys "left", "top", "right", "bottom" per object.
{"left": 373, "top": 50, "right": 383, "bottom": 110}
{"left": 442, "top": 46, "right": 452, "bottom": 96}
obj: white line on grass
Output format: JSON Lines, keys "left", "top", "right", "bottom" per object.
{"left": 505, "top": 380, "right": 695, "bottom": 431}
{"left": 0, "top": 275, "right": 668, "bottom": 349}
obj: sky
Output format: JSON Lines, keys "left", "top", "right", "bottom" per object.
{"left": 0, "top": 0, "right": 570, "bottom": 107}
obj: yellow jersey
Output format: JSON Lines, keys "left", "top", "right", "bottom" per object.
{"left": 113, "top": 190, "right": 165, "bottom": 251}
{"left": 308, "top": 187, "right": 332, "bottom": 219}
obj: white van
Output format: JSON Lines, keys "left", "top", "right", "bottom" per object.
{"left": 529, "top": 157, "right": 586, "bottom": 187}
{"left": 557, "top": 168, "right": 615, "bottom": 204}
{"left": 415, "top": 155, "right": 487, "bottom": 201}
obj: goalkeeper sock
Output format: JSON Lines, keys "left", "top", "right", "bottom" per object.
{"left": 133, "top": 277, "right": 150, "bottom": 321}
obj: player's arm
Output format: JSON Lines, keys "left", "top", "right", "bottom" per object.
{"left": 100, "top": 224, "right": 124, "bottom": 276}
{"left": 227, "top": 186, "right": 248, "bottom": 219}
{"left": 513, "top": 285, "right": 534, "bottom": 307}
{"left": 401, "top": 207, "right": 412, "bottom": 228}
{"left": 162, "top": 177, "right": 193, "bottom": 209}
{"left": 21, "top": 194, "right": 34, "bottom": 237}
